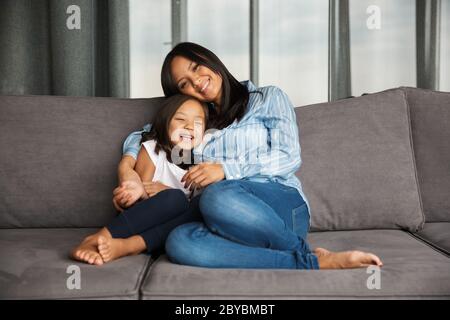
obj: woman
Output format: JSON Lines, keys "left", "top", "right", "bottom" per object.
{"left": 115, "top": 42, "right": 383, "bottom": 269}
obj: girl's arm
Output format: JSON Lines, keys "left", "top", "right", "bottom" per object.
{"left": 135, "top": 147, "right": 156, "bottom": 182}
{"left": 114, "top": 148, "right": 156, "bottom": 209}
{"left": 136, "top": 147, "right": 173, "bottom": 197}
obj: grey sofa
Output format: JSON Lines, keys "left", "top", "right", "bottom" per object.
{"left": 0, "top": 87, "right": 449, "bottom": 300}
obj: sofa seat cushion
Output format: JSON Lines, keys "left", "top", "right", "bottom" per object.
{"left": 413, "top": 222, "right": 450, "bottom": 256}
{"left": 0, "top": 228, "right": 151, "bottom": 299}
{"left": 140, "top": 230, "right": 450, "bottom": 299}
{"left": 295, "top": 89, "right": 424, "bottom": 232}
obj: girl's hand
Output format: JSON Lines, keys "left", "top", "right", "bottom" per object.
{"left": 181, "top": 163, "right": 225, "bottom": 191}
{"left": 143, "top": 181, "right": 171, "bottom": 197}
{"left": 112, "top": 180, "right": 146, "bottom": 210}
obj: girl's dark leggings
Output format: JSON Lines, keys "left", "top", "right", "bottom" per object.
{"left": 106, "top": 189, "right": 202, "bottom": 254}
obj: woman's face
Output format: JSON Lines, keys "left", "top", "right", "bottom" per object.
{"left": 168, "top": 99, "right": 206, "bottom": 150}
{"left": 170, "top": 56, "right": 223, "bottom": 106}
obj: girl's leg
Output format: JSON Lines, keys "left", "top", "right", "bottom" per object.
{"left": 71, "top": 189, "right": 190, "bottom": 265}
{"left": 106, "top": 189, "right": 190, "bottom": 238}
{"left": 137, "top": 194, "right": 203, "bottom": 254}
{"left": 97, "top": 194, "right": 203, "bottom": 262}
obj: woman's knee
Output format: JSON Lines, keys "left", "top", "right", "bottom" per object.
{"left": 165, "top": 222, "right": 209, "bottom": 266}
{"left": 199, "top": 180, "right": 241, "bottom": 218}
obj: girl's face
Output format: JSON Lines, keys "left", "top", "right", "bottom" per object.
{"left": 170, "top": 56, "right": 223, "bottom": 106}
{"left": 168, "top": 99, "right": 206, "bottom": 150}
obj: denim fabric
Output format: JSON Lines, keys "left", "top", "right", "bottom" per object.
{"left": 165, "top": 180, "right": 319, "bottom": 270}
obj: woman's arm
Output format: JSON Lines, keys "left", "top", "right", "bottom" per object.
{"left": 221, "top": 86, "right": 301, "bottom": 179}
{"left": 182, "top": 87, "right": 300, "bottom": 189}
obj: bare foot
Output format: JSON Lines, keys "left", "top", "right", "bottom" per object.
{"left": 97, "top": 235, "right": 146, "bottom": 263}
{"left": 71, "top": 235, "right": 104, "bottom": 266}
{"left": 314, "top": 247, "right": 331, "bottom": 258}
{"left": 315, "top": 248, "right": 383, "bottom": 269}
{"left": 71, "top": 228, "right": 112, "bottom": 266}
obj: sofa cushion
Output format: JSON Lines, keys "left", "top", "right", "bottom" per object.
{"left": 140, "top": 230, "right": 450, "bottom": 299}
{"left": 0, "top": 228, "right": 151, "bottom": 299}
{"left": 413, "top": 222, "right": 450, "bottom": 256}
{"left": 0, "top": 95, "right": 163, "bottom": 228}
{"left": 403, "top": 87, "right": 450, "bottom": 222}
{"left": 295, "top": 89, "right": 424, "bottom": 232}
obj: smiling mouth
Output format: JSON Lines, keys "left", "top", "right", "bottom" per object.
{"left": 199, "top": 79, "right": 210, "bottom": 93}
{"left": 180, "top": 134, "right": 193, "bottom": 142}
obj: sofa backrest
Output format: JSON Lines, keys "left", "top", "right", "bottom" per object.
{"left": 403, "top": 87, "right": 450, "bottom": 222}
{"left": 295, "top": 88, "right": 425, "bottom": 232}
{"left": 0, "top": 95, "right": 163, "bottom": 228}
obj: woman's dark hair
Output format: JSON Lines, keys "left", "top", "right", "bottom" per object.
{"left": 161, "top": 42, "right": 249, "bottom": 130}
{"left": 141, "top": 94, "right": 209, "bottom": 169}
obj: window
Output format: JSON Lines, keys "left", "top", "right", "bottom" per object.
{"left": 349, "top": 0, "right": 416, "bottom": 96}
{"left": 259, "top": 0, "right": 328, "bottom": 107}
{"left": 188, "top": 0, "right": 250, "bottom": 82}
{"left": 129, "top": 0, "right": 171, "bottom": 98}
{"left": 440, "top": 0, "right": 450, "bottom": 92}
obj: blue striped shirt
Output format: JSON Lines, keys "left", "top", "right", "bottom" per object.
{"left": 122, "top": 80, "right": 310, "bottom": 214}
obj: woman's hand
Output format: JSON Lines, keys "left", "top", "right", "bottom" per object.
{"left": 143, "top": 181, "right": 171, "bottom": 198}
{"left": 181, "top": 163, "right": 225, "bottom": 191}
{"left": 112, "top": 180, "right": 146, "bottom": 211}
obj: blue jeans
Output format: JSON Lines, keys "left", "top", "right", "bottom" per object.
{"left": 165, "top": 180, "right": 319, "bottom": 269}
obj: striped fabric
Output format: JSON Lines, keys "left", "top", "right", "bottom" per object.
{"left": 123, "top": 80, "right": 310, "bottom": 214}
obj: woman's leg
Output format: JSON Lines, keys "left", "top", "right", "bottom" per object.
{"left": 166, "top": 221, "right": 317, "bottom": 269}
{"left": 166, "top": 180, "right": 383, "bottom": 269}
{"left": 199, "top": 180, "right": 311, "bottom": 252}
{"left": 166, "top": 180, "right": 319, "bottom": 269}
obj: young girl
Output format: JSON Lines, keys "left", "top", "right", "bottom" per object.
{"left": 71, "top": 94, "right": 209, "bottom": 265}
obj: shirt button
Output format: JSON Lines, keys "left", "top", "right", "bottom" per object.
{"left": 236, "top": 173, "right": 241, "bottom": 178}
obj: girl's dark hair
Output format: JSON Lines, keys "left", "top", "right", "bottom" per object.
{"left": 141, "top": 94, "right": 209, "bottom": 169}
{"left": 161, "top": 42, "right": 249, "bottom": 130}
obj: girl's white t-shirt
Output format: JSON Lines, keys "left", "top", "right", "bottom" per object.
{"left": 142, "top": 140, "right": 191, "bottom": 196}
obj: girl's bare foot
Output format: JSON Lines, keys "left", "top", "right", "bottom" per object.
{"left": 314, "top": 247, "right": 383, "bottom": 269}
{"left": 97, "top": 235, "right": 146, "bottom": 263}
{"left": 71, "top": 228, "right": 112, "bottom": 266}
{"left": 71, "top": 235, "right": 104, "bottom": 266}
